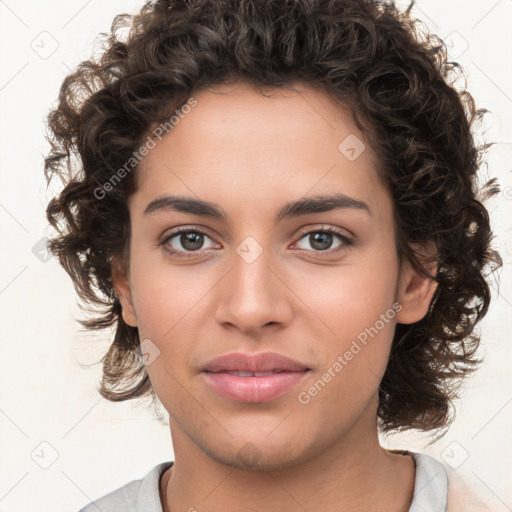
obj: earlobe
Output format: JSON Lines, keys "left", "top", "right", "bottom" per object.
{"left": 395, "top": 245, "right": 438, "bottom": 325}
{"left": 111, "top": 256, "right": 138, "bottom": 327}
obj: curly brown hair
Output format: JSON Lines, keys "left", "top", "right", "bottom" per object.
{"left": 44, "top": 0, "right": 501, "bottom": 435}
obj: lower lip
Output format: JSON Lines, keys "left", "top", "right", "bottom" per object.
{"left": 202, "top": 371, "right": 309, "bottom": 403}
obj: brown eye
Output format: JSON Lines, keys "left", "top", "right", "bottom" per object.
{"left": 161, "top": 228, "right": 217, "bottom": 257}
{"left": 307, "top": 232, "right": 335, "bottom": 251}
{"left": 175, "top": 232, "right": 204, "bottom": 251}
{"left": 294, "top": 228, "right": 354, "bottom": 255}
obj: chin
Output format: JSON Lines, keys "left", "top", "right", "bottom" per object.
{"left": 202, "top": 436, "right": 319, "bottom": 472}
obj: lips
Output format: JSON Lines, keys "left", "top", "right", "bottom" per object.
{"left": 202, "top": 352, "right": 309, "bottom": 373}
{"left": 201, "top": 352, "right": 310, "bottom": 403}
{"left": 222, "top": 371, "right": 284, "bottom": 376}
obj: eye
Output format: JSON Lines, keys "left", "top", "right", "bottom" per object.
{"left": 160, "top": 227, "right": 218, "bottom": 258}
{"left": 293, "top": 226, "right": 354, "bottom": 255}
{"left": 160, "top": 225, "right": 354, "bottom": 259}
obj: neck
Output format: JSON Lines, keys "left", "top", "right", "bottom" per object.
{"left": 161, "top": 400, "right": 415, "bottom": 512}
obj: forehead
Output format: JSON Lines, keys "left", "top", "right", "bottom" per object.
{"left": 132, "top": 82, "right": 390, "bottom": 221}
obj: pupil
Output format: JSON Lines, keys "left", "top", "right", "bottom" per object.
{"left": 182, "top": 232, "right": 203, "bottom": 250}
{"left": 311, "top": 232, "right": 332, "bottom": 251}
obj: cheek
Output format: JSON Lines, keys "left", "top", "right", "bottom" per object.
{"left": 296, "top": 284, "right": 399, "bottom": 431}
{"left": 302, "top": 247, "right": 399, "bottom": 393}
{"left": 127, "top": 251, "right": 216, "bottom": 397}
{"left": 129, "top": 245, "right": 213, "bottom": 338}
{"left": 308, "top": 248, "right": 399, "bottom": 337}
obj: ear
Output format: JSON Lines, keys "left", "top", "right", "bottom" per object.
{"left": 395, "top": 243, "right": 438, "bottom": 324}
{"left": 111, "top": 256, "right": 138, "bottom": 327}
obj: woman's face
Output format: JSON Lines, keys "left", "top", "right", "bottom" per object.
{"left": 113, "top": 82, "right": 424, "bottom": 469}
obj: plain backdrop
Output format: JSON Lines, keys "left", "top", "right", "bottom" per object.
{"left": 0, "top": 1, "right": 511, "bottom": 511}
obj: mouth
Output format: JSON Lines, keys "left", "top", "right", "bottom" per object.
{"left": 201, "top": 352, "right": 310, "bottom": 403}
{"left": 215, "top": 370, "right": 289, "bottom": 376}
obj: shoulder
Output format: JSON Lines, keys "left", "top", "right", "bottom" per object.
{"left": 407, "top": 451, "right": 491, "bottom": 512}
{"left": 407, "top": 452, "right": 448, "bottom": 511}
{"left": 77, "top": 461, "right": 174, "bottom": 512}
{"left": 444, "top": 463, "right": 493, "bottom": 512}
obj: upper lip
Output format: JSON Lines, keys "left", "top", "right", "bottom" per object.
{"left": 202, "top": 352, "right": 310, "bottom": 373}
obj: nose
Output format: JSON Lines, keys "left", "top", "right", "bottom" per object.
{"left": 213, "top": 240, "right": 294, "bottom": 337}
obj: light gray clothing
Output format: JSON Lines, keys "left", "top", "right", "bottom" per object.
{"left": 78, "top": 452, "right": 448, "bottom": 511}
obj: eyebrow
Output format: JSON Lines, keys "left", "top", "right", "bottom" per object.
{"left": 143, "top": 192, "right": 371, "bottom": 222}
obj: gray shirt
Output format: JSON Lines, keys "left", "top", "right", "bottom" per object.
{"left": 78, "top": 452, "right": 448, "bottom": 512}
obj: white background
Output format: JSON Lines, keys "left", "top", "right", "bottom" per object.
{"left": 0, "top": 1, "right": 511, "bottom": 511}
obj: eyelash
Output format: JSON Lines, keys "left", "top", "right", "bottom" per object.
{"left": 160, "top": 226, "right": 354, "bottom": 259}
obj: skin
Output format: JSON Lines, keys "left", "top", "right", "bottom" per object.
{"left": 112, "top": 81, "right": 437, "bottom": 512}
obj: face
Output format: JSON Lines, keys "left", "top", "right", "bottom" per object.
{"left": 112, "top": 82, "right": 434, "bottom": 470}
